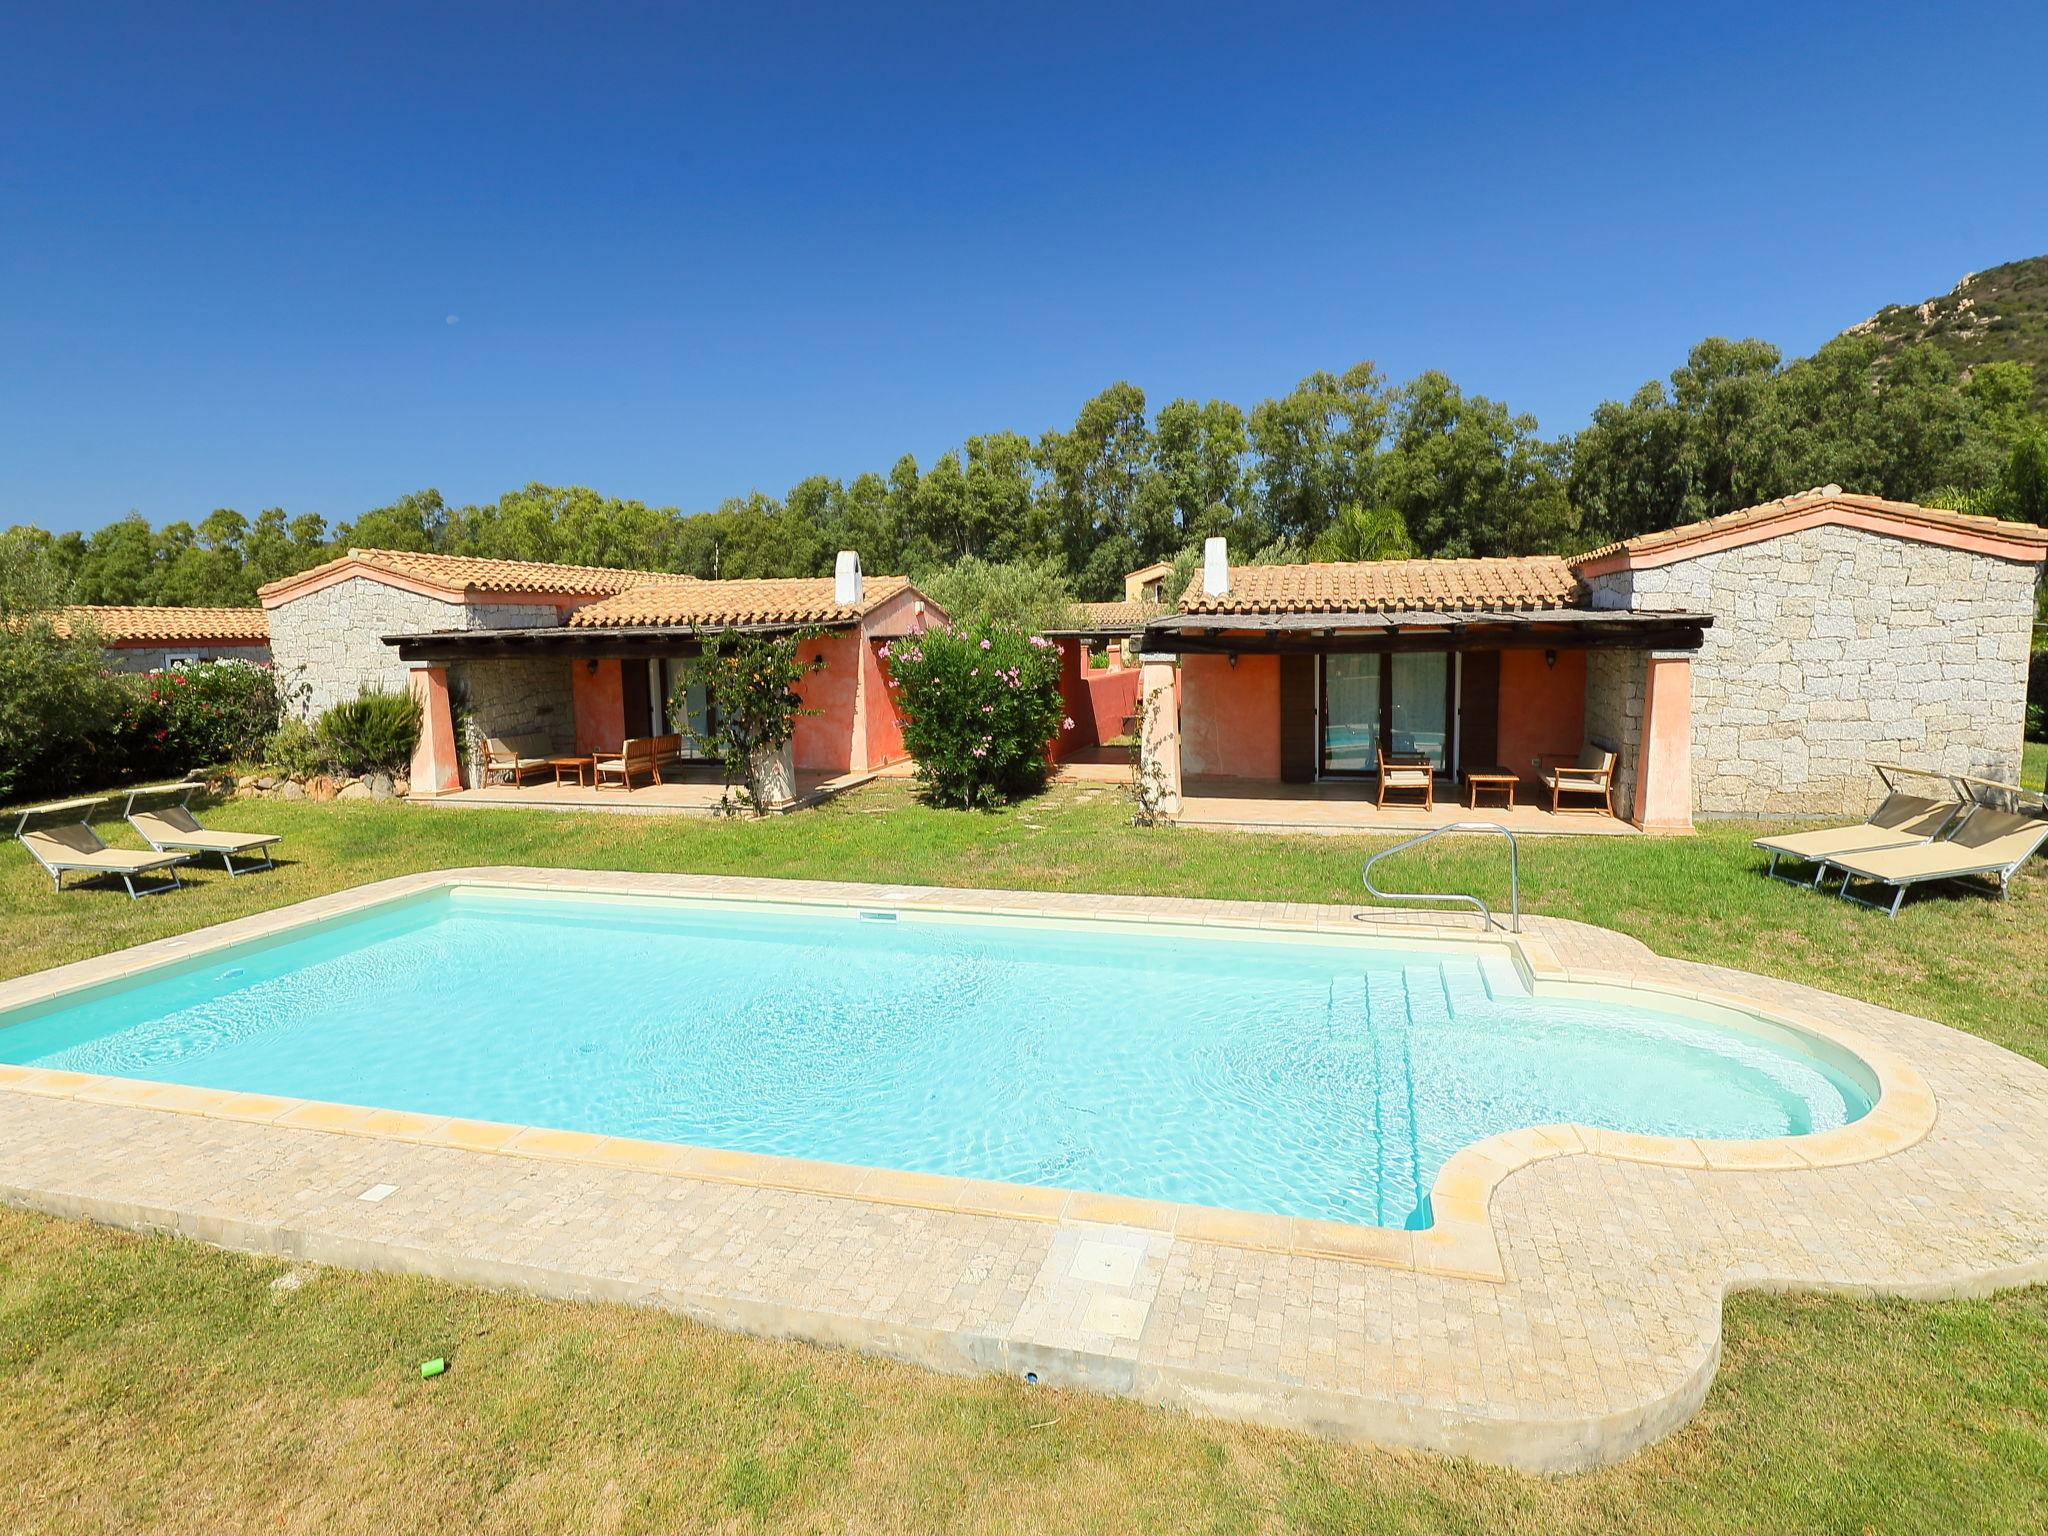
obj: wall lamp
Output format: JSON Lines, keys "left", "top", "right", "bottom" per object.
{"left": 1543, "top": 649, "right": 1558, "bottom": 670}
{"left": 1227, "top": 653, "right": 1239, "bottom": 668}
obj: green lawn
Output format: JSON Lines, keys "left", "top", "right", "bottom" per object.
{"left": 2, "top": 782, "right": 2046, "bottom": 1533}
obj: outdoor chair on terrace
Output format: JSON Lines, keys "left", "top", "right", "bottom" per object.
{"left": 124, "top": 783, "right": 281, "bottom": 877}
{"left": 1540, "top": 746, "right": 1617, "bottom": 816}
{"left": 1751, "top": 763, "right": 1963, "bottom": 886}
{"left": 1375, "top": 749, "right": 1434, "bottom": 810}
{"left": 593, "top": 734, "right": 683, "bottom": 790}
{"left": 481, "top": 734, "right": 552, "bottom": 786}
{"left": 1820, "top": 781, "right": 2048, "bottom": 917}
{"left": 12, "top": 798, "right": 186, "bottom": 899}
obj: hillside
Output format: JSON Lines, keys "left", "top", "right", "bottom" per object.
{"left": 1843, "top": 255, "right": 2048, "bottom": 407}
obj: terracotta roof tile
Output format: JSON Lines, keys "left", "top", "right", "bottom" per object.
{"left": 1065, "top": 600, "right": 1173, "bottom": 630}
{"left": 1571, "top": 486, "right": 2048, "bottom": 566}
{"left": 258, "top": 548, "right": 679, "bottom": 600}
{"left": 568, "top": 575, "right": 913, "bottom": 629}
{"left": 1177, "top": 557, "right": 1580, "bottom": 615}
{"left": 52, "top": 606, "right": 270, "bottom": 644}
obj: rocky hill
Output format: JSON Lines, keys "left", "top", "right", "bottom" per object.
{"left": 1842, "top": 255, "right": 2048, "bottom": 407}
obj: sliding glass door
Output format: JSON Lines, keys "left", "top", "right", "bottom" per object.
{"left": 1388, "top": 652, "right": 1450, "bottom": 768}
{"left": 1320, "top": 652, "right": 1453, "bottom": 775}
{"left": 1322, "top": 655, "right": 1381, "bottom": 772}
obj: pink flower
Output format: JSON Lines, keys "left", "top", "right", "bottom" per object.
{"left": 979, "top": 639, "right": 991, "bottom": 651}
{"left": 971, "top": 744, "right": 986, "bottom": 758}
{"left": 1062, "top": 716, "right": 1076, "bottom": 730}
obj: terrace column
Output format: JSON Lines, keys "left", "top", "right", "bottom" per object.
{"left": 407, "top": 662, "right": 463, "bottom": 797}
{"left": 1632, "top": 651, "right": 1694, "bottom": 833}
{"left": 1138, "top": 656, "right": 1182, "bottom": 815}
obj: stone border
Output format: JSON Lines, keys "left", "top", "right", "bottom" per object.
{"left": 0, "top": 868, "right": 1936, "bottom": 1285}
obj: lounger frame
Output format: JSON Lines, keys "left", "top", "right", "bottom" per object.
{"left": 1757, "top": 763, "right": 1964, "bottom": 887}
{"left": 12, "top": 799, "right": 185, "bottom": 900}
{"left": 123, "top": 784, "right": 279, "bottom": 877}
{"left": 1825, "top": 778, "right": 2048, "bottom": 918}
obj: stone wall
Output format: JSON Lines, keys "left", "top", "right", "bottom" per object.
{"left": 267, "top": 577, "right": 563, "bottom": 718}
{"left": 452, "top": 656, "right": 576, "bottom": 755}
{"left": 1581, "top": 648, "right": 1646, "bottom": 814}
{"left": 1586, "top": 524, "right": 2040, "bottom": 817}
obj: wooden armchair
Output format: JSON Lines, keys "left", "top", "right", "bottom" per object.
{"left": 1375, "top": 748, "right": 1434, "bottom": 810}
{"left": 1540, "top": 745, "right": 1618, "bottom": 815}
{"left": 481, "top": 734, "right": 552, "bottom": 786}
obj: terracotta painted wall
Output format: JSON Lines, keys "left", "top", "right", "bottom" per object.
{"left": 793, "top": 632, "right": 858, "bottom": 773}
{"left": 1494, "top": 649, "right": 1587, "bottom": 783}
{"left": 1180, "top": 652, "right": 1281, "bottom": 778}
{"left": 1080, "top": 663, "right": 1139, "bottom": 744}
{"left": 1054, "top": 642, "right": 1099, "bottom": 756}
{"left": 861, "top": 638, "right": 907, "bottom": 767}
{"left": 571, "top": 659, "right": 626, "bottom": 755}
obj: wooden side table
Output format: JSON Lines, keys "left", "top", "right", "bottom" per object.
{"left": 547, "top": 756, "right": 594, "bottom": 787}
{"left": 1461, "top": 766, "right": 1518, "bottom": 810}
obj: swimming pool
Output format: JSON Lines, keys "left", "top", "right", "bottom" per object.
{"left": 0, "top": 887, "right": 1874, "bottom": 1228}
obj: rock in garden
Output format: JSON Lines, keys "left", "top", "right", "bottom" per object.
{"left": 367, "top": 772, "right": 394, "bottom": 801}
{"left": 280, "top": 781, "right": 306, "bottom": 801}
{"left": 306, "top": 775, "right": 337, "bottom": 802}
{"left": 337, "top": 780, "right": 371, "bottom": 800}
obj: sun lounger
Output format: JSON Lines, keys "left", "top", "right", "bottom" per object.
{"left": 1752, "top": 764, "right": 1963, "bottom": 885}
{"left": 124, "top": 783, "right": 281, "bottom": 876}
{"left": 1822, "top": 785, "right": 2048, "bottom": 917}
{"left": 12, "top": 798, "right": 186, "bottom": 898}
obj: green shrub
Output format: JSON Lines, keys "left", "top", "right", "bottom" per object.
{"left": 0, "top": 614, "right": 127, "bottom": 803}
{"left": 110, "top": 660, "right": 283, "bottom": 781}
{"left": 914, "top": 556, "right": 1076, "bottom": 631}
{"left": 263, "top": 716, "right": 326, "bottom": 777}
{"left": 315, "top": 688, "right": 422, "bottom": 775}
{"left": 885, "top": 622, "right": 1068, "bottom": 808}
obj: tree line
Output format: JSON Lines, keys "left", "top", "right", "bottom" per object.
{"left": 9, "top": 332, "right": 2048, "bottom": 610}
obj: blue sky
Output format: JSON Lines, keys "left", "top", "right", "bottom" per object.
{"left": 4, "top": 1, "right": 2045, "bottom": 536}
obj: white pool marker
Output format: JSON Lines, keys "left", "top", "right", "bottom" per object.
{"left": 1081, "top": 1292, "right": 1149, "bottom": 1340}
{"left": 358, "top": 1183, "right": 399, "bottom": 1204}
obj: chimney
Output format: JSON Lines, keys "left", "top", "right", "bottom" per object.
{"left": 1202, "top": 537, "right": 1230, "bottom": 597}
{"left": 834, "top": 550, "right": 863, "bottom": 605}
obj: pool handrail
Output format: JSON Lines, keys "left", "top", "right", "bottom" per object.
{"left": 1360, "top": 822, "right": 1520, "bottom": 933}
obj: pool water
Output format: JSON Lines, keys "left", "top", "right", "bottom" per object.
{"left": 0, "top": 889, "right": 1873, "bottom": 1228}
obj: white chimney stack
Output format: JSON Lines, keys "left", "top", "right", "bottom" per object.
{"left": 1201, "top": 537, "right": 1230, "bottom": 597}
{"left": 834, "top": 550, "right": 864, "bottom": 605}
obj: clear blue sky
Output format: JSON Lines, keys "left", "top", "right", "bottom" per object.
{"left": 5, "top": 1, "right": 2044, "bottom": 536}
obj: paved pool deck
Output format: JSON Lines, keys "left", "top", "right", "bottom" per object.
{"left": 2, "top": 869, "right": 2045, "bottom": 1471}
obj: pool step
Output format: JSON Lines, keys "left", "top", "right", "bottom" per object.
{"left": 1402, "top": 965, "right": 1452, "bottom": 1027}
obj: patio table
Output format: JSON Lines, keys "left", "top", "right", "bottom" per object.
{"left": 1461, "top": 766, "right": 1518, "bottom": 810}
{"left": 547, "top": 756, "right": 594, "bottom": 787}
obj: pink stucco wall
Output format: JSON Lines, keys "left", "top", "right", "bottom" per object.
{"left": 571, "top": 659, "right": 626, "bottom": 755}
{"left": 1495, "top": 649, "right": 1586, "bottom": 783}
{"left": 1180, "top": 652, "right": 1280, "bottom": 778}
{"left": 1080, "top": 663, "right": 1138, "bottom": 744}
{"left": 862, "top": 638, "right": 907, "bottom": 767}
{"left": 793, "top": 632, "right": 858, "bottom": 773}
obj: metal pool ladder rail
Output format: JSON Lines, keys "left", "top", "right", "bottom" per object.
{"left": 1360, "top": 822, "right": 1520, "bottom": 933}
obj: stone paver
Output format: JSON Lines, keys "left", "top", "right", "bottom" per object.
{"left": 2, "top": 869, "right": 2045, "bottom": 1471}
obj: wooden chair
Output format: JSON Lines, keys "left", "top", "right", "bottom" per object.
{"left": 481, "top": 734, "right": 552, "bottom": 786}
{"left": 1540, "top": 745, "right": 1618, "bottom": 815}
{"left": 1375, "top": 749, "right": 1434, "bottom": 810}
{"left": 593, "top": 735, "right": 692, "bottom": 790}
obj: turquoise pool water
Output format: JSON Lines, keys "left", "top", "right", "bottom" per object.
{"left": 0, "top": 889, "right": 1873, "bottom": 1228}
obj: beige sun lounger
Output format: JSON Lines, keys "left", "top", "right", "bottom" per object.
{"left": 12, "top": 798, "right": 186, "bottom": 898}
{"left": 1753, "top": 765, "right": 1963, "bottom": 885}
{"left": 1822, "top": 791, "right": 2048, "bottom": 917}
{"left": 124, "top": 784, "right": 281, "bottom": 876}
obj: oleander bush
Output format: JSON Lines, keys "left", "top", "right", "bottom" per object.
{"left": 314, "top": 687, "right": 422, "bottom": 775}
{"left": 885, "top": 622, "right": 1068, "bottom": 808}
{"left": 110, "top": 660, "right": 284, "bottom": 782}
